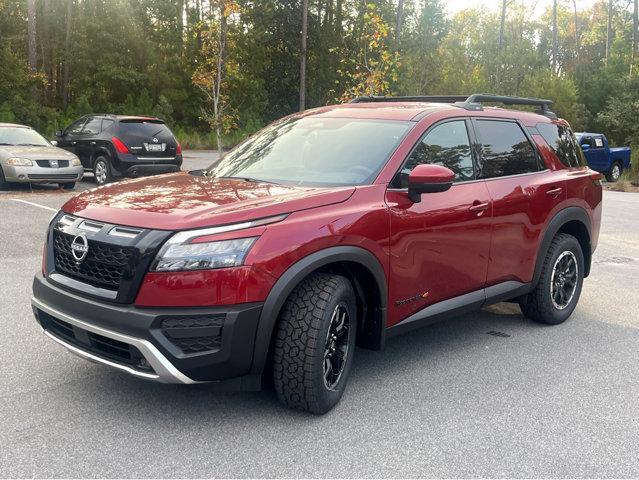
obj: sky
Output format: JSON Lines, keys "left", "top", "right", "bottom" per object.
{"left": 445, "top": 0, "right": 600, "bottom": 17}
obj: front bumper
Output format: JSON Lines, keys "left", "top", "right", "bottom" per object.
{"left": 2, "top": 164, "right": 83, "bottom": 183}
{"left": 32, "top": 273, "right": 263, "bottom": 389}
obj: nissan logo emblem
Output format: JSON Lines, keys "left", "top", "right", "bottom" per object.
{"left": 152, "top": 137, "right": 159, "bottom": 143}
{"left": 71, "top": 234, "right": 89, "bottom": 262}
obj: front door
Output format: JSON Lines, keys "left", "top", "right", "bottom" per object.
{"left": 57, "top": 117, "right": 87, "bottom": 157}
{"left": 386, "top": 119, "right": 492, "bottom": 327}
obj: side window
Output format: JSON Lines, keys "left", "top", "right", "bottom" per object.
{"left": 65, "top": 118, "right": 87, "bottom": 135}
{"left": 580, "top": 136, "right": 594, "bottom": 148}
{"left": 81, "top": 117, "right": 103, "bottom": 135}
{"left": 394, "top": 120, "right": 475, "bottom": 188}
{"left": 475, "top": 120, "right": 540, "bottom": 179}
{"left": 101, "top": 118, "right": 115, "bottom": 133}
{"left": 536, "top": 123, "right": 585, "bottom": 168}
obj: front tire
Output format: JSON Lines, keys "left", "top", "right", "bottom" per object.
{"left": 519, "top": 233, "right": 584, "bottom": 325}
{"left": 273, "top": 273, "right": 357, "bottom": 414}
{"left": 93, "top": 157, "right": 113, "bottom": 185}
{"left": 605, "top": 162, "right": 622, "bottom": 182}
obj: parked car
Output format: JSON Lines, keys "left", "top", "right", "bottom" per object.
{"left": 574, "top": 132, "right": 631, "bottom": 182}
{"left": 52, "top": 115, "right": 183, "bottom": 185}
{"left": 0, "top": 123, "right": 83, "bottom": 190}
{"left": 32, "top": 94, "right": 602, "bottom": 414}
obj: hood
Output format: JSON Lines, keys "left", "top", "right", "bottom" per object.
{"left": 0, "top": 145, "right": 77, "bottom": 160}
{"left": 62, "top": 172, "right": 356, "bottom": 230}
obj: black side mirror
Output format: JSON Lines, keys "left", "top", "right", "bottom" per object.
{"left": 55, "top": 130, "right": 64, "bottom": 137}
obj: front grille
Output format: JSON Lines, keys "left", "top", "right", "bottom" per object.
{"left": 53, "top": 230, "right": 133, "bottom": 291}
{"left": 35, "top": 160, "right": 70, "bottom": 168}
{"left": 28, "top": 174, "right": 77, "bottom": 180}
{"left": 38, "top": 310, "right": 153, "bottom": 371}
{"left": 161, "top": 315, "right": 225, "bottom": 354}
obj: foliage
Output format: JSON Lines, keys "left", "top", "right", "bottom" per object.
{"left": 0, "top": 0, "right": 637, "bottom": 150}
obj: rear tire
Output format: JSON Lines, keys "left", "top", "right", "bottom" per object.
{"left": 605, "top": 162, "right": 622, "bottom": 182}
{"left": 273, "top": 272, "right": 357, "bottom": 414}
{"left": 93, "top": 157, "right": 113, "bottom": 185}
{"left": 59, "top": 182, "right": 76, "bottom": 190}
{"left": 0, "top": 167, "right": 10, "bottom": 191}
{"left": 519, "top": 233, "right": 584, "bottom": 325}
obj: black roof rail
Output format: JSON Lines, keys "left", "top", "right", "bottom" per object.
{"left": 349, "top": 93, "right": 558, "bottom": 119}
{"left": 350, "top": 95, "right": 469, "bottom": 104}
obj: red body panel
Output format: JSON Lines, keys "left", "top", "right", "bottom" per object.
{"left": 57, "top": 102, "right": 602, "bottom": 332}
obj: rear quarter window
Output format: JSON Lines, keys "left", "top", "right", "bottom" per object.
{"left": 536, "top": 123, "right": 586, "bottom": 168}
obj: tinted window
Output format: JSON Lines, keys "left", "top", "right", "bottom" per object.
{"left": 394, "top": 120, "right": 474, "bottom": 187}
{"left": 118, "top": 120, "right": 173, "bottom": 139}
{"left": 66, "top": 118, "right": 86, "bottom": 135}
{"left": 476, "top": 120, "right": 540, "bottom": 178}
{"left": 578, "top": 136, "right": 594, "bottom": 148}
{"left": 208, "top": 117, "right": 411, "bottom": 187}
{"left": 101, "top": 118, "right": 115, "bottom": 132}
{"left": 82, "top": 117, "right": 102, "bottom": 135}
{"left": 537, "top": 123, "right": 586, "bottom": 167}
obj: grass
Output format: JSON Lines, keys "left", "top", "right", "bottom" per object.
{"left": 606, "top": 150, "right": 639, "bottom": 192}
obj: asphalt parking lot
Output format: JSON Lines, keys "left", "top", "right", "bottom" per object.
{"left": 0, "top": 162, "right": 638, "bottom": 477}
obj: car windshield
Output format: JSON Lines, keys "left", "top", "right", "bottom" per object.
{"left": 0, "top": 127, "right": 50, "bottom": 146}
{"left": 206, "top": 117, "right": 411, "bottom": 186}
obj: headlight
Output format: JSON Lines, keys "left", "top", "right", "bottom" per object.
{"left": 152, "top": 237, "right": 258, "bottom": 272}
{"left": 5, "top": 157, "right": 33, "bottom": 166}
{"left": 71, "top": 158, "right": 82, "bottom": 166}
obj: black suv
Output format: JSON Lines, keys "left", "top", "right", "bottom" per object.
{"left": 54, "top": 115, "right": 183, "bottom": 185}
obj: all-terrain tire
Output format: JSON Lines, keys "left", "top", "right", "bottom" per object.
{"left": 519, "top": 233, "right": 584, "bottom": 325}
{"left": 273, "top": 272, "right": 357, "bottom": 414}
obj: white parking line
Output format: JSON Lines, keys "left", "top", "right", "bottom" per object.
{"left": 9, "top": 199, "right": 58, "bottom": 213}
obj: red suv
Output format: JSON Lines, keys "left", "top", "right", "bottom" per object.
{"left": 32, "top": 95, "right": 602, "bottom": 414}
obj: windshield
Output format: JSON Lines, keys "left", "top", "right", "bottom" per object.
{"left": 207, "top": 117, "right": 411, "bottom": 186}
{"left": 0, "top": 127, "right": 49, "bottom": 146}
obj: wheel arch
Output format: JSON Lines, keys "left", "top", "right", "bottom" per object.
{"left": 249, "top": 246, "right": 388, "bottom": 376}
{"left": 533, "top": 207, "right": 592, "bottom": 286}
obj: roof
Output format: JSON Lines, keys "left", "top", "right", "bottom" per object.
{"left": 301, "top": 102, "right": 459, "bottom": 121}
{"left": 574, "top": 132, "right": 602, "bottom": 136}
{"left": 301, "top": 102, "right": 557, "bottom": 125}
{"left": 84, "top": 114, "right": 163, "bottom": 122}
{"left": 0, "top": 123, "right": 31, "bottom": 128}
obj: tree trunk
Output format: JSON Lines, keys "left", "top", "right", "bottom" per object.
{"left": 572, "top": 0, "right": 580, "bottom": 64}
{"left": 606, "top": 0, "right": 613, "bottom": 67}
{"left": 395, "top": 0, "right": 404, "bottom": 48}
{"left": 335, "top": 0, "right": 342, "bottom": 37}
{"left": 27, "top": 0, "right": 37, "bottom": 74}
{"left": 299, "top": 0, "right": 308, "bottom": 111}
{"left": 497, "top": 0, "right": 507, "bottom": 87}
{"left": 552, "top": 0, "right": 558, "bottom": 72}
{"left": 62, "top": 0, "right": 73, "bottom": 109}
{"left": 214, "top": 0, "right": 228, "bottom": 156}
{"left": 632, "top": 0, "right": 638, "bottom": 74}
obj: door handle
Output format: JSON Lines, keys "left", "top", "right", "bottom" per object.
{"left": 469, "top": 201, "right": 490, "bottom": 213}
{"left": 546, "top": 187, "right": 563, "bottom": 197}
{"left": 90, "top": 141, "right": 96, "bottom": 145}
{"left": 71, "top": 141, "right": 77, "bottom": 145}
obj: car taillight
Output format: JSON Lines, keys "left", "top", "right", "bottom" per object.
{"left": 176, "top": 142, "right": 182, "bottom": 155}
{"left": 112, "top": 137, "right": 129, "bottom": 154}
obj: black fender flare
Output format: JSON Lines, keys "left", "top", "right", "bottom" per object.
{"left": 532, "top": 206, "right": 592, "bottom": 286}
{"left": 249, "top": 246, "right": 387, "bottom": 375}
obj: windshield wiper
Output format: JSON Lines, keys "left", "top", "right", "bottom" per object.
{"left": 0, "top": 142, "right": 13, "bottom": 145}
{"left": 220, "top": 175, "right": 281, "bottom": 185}
{"left": 17, "top": 143, "right": 45, "bottom": 146}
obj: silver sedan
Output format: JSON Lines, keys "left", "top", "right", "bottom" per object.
{"left": 0, "top": 123, "right": 83, "bottom": 190}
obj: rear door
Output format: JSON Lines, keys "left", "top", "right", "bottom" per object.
{"left": 386, "top": 119, "right": 492, "bottom": 326}
{"left": 473, "top": 118, "right": 565, "bottom": 288}
{"left": 117, "top": 119, "right": 178, "bottom": 161}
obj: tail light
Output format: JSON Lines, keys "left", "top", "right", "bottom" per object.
{"left": 176, "top": 142, "right": 182, "bottom": 155}
{"left": 112, "top": 137, "right": 129, "bottom": 154}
